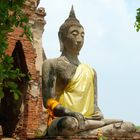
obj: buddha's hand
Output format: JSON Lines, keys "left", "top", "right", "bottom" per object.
{"left": 66, "top": 111, "right": 85, "bottom": 130}
{"left": 91, "top": 111, "right": 104, "bottom": 120}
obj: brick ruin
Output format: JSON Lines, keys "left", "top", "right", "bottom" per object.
{"left": 0, "top": 0, "right": 47, "bottom": 139}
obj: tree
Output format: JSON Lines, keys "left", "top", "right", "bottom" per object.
{"left": 135, "top": 8, "right": 140, "bottom": 32}
{"left": 0, "top": 0, "right": 32, "bottom": 100}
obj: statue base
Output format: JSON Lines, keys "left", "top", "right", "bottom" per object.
{"left": 34, "top": 133, "right": 140, "bottom": 140}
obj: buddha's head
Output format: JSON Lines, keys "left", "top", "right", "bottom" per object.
{"left": 58, "top": 6, "right": 85, "bottom": 55}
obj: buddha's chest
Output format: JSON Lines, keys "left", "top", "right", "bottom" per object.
{"left": 55, "top": 59, "right": 77, "bottom": 94}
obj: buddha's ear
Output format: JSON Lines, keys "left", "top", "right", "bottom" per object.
{"left": 58, "top": 32, "right": 64, "bottom": 52}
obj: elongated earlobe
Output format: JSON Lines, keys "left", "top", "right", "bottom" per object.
{"left": 58, "top": 32, "right": 64, "bottom": 52}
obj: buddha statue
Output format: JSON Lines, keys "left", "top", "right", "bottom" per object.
{"left": 42, "top": 6, "right": 136, "bottom": 137}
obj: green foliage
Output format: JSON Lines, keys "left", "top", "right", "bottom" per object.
{"left": 135, "top": 8, "right": 140, "bottom": 32}
{"left": 136, "top": 126, "right": 140, "bottom": 131}
{"left": 0, "top": 0, "right": 32, "bottom": 100}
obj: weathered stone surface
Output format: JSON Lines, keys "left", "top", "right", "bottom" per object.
{"left": 78, "top": 122, "right": 136, "bottom": 138}
{"left": 35, "top": 136, "right": 98, "bottom": 140}
{"left": 34, "top": 124, "right": 47, "bottom": 138}
{"left": 31, "top": 135, "right": 140, "bottom": 140}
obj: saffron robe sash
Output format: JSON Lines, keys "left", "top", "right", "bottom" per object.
{"left": 58, "top": 64, "right": 94, "bottom": 117}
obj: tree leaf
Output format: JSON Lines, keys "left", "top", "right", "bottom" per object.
{"left": 14, "top": 92, "right": 19, "bottom": 100}
{"left": 0, "top": 86, "right": 4, "bottom": 99}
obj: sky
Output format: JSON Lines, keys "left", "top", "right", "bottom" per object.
{"left": 38, "top": 0, "right": 140, "bottom": 125}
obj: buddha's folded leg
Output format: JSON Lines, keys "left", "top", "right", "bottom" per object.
{"left": 47, "top": 116, "right": 79, "bottom": 136}
{"left": 84, "top": 120, "right": 105, "bottom": 130}
{"left": 77, "top": 121, "right": 136, "bottom": 137}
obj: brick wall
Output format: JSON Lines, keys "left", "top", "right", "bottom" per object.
{"left": 3, "top": 0, "right": 46, "bottom": 139}
{"left": 4, "top": 26, "right": 45, "bottom": 139}
{"left": 7, "top": 27, "right": 38, "bottom": 81}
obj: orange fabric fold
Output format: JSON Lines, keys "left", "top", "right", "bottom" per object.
{"left": 47, "top": 98, "right": 59, "bottom": 127}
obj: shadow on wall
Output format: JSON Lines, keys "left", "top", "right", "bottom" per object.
{"left": 0, "top": 41, "right": 29, "bottom": 137}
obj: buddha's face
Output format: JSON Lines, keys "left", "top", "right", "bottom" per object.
{"left": 63, "top": 25, "right": 84, "bottom": 55}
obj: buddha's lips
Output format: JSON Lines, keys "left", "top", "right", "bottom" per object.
{"left": 74, "top": 44, "right": 82, "bottom": 49}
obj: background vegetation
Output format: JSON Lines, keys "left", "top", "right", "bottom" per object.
{"left": 135, "top": 8, "right": 140, "bottom": 32}
{"left": 0, "top": 0, "right": 32, "bottom": 100}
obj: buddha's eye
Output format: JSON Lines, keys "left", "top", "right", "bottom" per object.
{"left": 81, "top": 32, "right": 85, "bottom": 38}
{"left": 71, "top": 31, "right": 78, "bottom": 36}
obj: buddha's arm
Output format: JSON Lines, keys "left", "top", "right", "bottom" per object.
{"left": 53, "top": 104, "right": 85, "bottom": 129}
{"left": 92, "top": 69, "right": 104, "bottom": 120}
{"left": 93, "top": 69, "right": 98, "bottom": 106}
{"left": 42, "top": 60, "right": 56, "bottom": 108}
{"left": 42, "top": 60, "right": 71, "bottom": 113}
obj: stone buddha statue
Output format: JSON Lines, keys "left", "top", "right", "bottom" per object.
{"left": 42, "top": 6, "right": 136, "bottom": 137}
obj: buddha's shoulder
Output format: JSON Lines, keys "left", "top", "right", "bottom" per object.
{"left": 81, "top": 63, "right": 97, "bottom": 75}
{"left": 42, "top": 56, "right": 71, "bottom": 69}
{"left": 42, "top": 58, "right": 58, "bottom": 70}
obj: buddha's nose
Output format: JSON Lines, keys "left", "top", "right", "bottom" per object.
{"left": 76, "top": 40, "right": 82, "bottom": 45}
{"left": 76, "top": 36, "right": 83, "bottom": 45}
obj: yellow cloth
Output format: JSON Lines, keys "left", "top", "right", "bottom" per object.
{"left": 58, "top": 64, "right": 94, "bottom": 117}
{"left": 47, "top": 98, "right": 59, "bottom": 110}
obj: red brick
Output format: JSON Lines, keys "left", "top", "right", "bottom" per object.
{"left": 5, "top": 15, "right": 45, "bottom": 140}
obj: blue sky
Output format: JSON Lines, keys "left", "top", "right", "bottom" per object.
{"left": 39, "top": 0, "right": 140, "bottom": 125}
